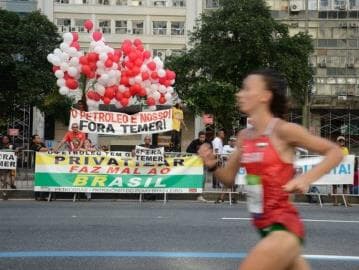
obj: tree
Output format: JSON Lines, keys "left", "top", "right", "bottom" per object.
{"left": 166, "top": 0, "right": 313, "bottom": 131}
{"left": 0, "top": 10, "right": 60, "bottom": 132}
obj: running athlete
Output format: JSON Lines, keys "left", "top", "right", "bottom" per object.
{"left": 198, "top": 69, "right": 343, "bottom": 270}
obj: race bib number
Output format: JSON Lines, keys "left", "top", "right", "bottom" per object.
{"left": 245, "top": 174, "right": 263, "bottom": 215}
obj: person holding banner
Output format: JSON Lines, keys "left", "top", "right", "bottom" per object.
{"left": 0, "top": 135, "right": 17, "bottom": 190}
{"left": 198, "top": 69, "right": 343, "bottom": 270}
{"left": 54, "top": 123, "right": 86, "bottom": 151}
{"left": 332, "top": 136, "right": 351, "bottom": 206}
{"left": 171, "top": 102, "right": 187, "bottom": 152}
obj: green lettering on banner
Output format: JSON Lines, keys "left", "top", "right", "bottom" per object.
{"left": 35, "top": 173, "right": 203, "bottom": 190}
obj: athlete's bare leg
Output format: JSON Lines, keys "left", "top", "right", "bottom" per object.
{"left": 287, "top": 256, "right": 310, "bottom": 270}
{"left": 239, "top": 231, "right": 305, "bottom": 270}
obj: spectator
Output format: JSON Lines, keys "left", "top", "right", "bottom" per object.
{"left": 69, "top": 138, "right": 82, "bottom": 151}
{"left": 81, "top": 138, "right": 97, "bottom": 151}
{"left": 100, "top": 144, "right": 110, "bottom": 152}
{"left": 186, "top": 131, "right": 211, "bottom": 202}
{"left": 54, "top": 123, "right": 86, "bottom": 151}
{"left": 216, "top": 136, "right": 238, "bottom": 204}
{"left": 186, "top": 131, "right": 210, "bottom": 154}
{"left": 140, "top": 135, "right": 155, "bottom": 149}
{"left": 351, "top": 157, "right": 359, "bottom": 195}
{"left": 332, "top": 136, "right": 351, "bottom": 206}
{"left": 0, "top": 135, "right": 17, "bottom": 192}
{"left": 223, "top": 136, "right": 237, "bottom": 155}
{"left": 74, "top": 100, "right": 87, "bottom": 111}
{"left": 171, "top": 102, "right": 187, "bottom": 152}
{"left": 211, "top": 129, "right": 225, "bottom": 189}
{"left": 30, "top": 134, "right": 49, "bottom": 201}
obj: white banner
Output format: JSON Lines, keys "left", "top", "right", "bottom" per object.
{"left": 135, "top": 146, "right": 165, "bottom": 164}
{"left": 235, "top": 155, "right": 355, "bottom": 185}
{"left": 69, "top": 108, "right": 172, "bottom": 135}
{"left": 0, "top": 151, "right": 17, "bottom": 170}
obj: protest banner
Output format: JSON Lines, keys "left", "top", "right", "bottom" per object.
{"left": 34, "top": 152, "right": 204, "bottom": 193}
{"left": 0, "top": 151, "right": 17, "bottom": 170}
{"left": 235, "top": 155, "right": 355, "bottom": 185}
{"left": 69, "top": 108, "right": 172, "bottom": 135}
{"left": 135, "top": 146, "right": 164, "bottom": 164}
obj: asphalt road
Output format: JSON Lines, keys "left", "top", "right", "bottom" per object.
{"left": 0, "top": 200, "right": 358, "bottom": 270}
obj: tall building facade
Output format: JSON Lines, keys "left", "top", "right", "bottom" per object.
{"left": 267, "top": 0, "right": 359, "bottom": 149}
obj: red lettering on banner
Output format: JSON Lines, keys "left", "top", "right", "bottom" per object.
{"left": 71, "top": 110, "right": 78, "bottom": 118}
{"left": 107, "top": 167, "right": 120, "bottom": 174}
{"left": 131, "top": 115, "right": 137, "bottom": 124}
{"left": 121, "top": 168, "right": 130, "bottom": 174}
{"left": 69, "top": 165, "right": 79, "bottom": 172}
{"left": 133, "top": 168, "right": 140, "bottom": 174}
{"left": 92, "top": 166, "right": 101, "bottom": 173}
{"left": 160, "top": 168, "right": 170, "bottom": 174}
{"left": 79, "top": 166, "right": 89, "bottom": 173}
{"left": 147, "top": 168, "right": 157, "bottom": 174}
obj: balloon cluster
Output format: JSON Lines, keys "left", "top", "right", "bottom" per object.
{"left": 47, "top": 19, "right": 176, "bottom": 111}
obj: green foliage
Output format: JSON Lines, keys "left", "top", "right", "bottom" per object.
{"left": 166, "top": 0, "right": 313, "bottom": 129}
{"left": 0, "top": 10, "right": 60, "bottom": 119}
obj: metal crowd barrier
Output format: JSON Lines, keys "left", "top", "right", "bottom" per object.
{"left": 1, "top": 150, "right": 358, "bottom": 205}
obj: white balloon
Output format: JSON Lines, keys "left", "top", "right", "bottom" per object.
{"left": 54, "top": 70, "right": 64, "bottom": 79}
{"left": 59, "top": 86, "right": 69, "bottom": 95}
{"left": 60, "top": 52, "right": 69, "bottom": 61}
{"left": 153, "top": 56, "right": 164, "bottom": 68}
{"left": 134, "top": 75, "right": 142, "bottom": 84}
{"left": 100, "top": 74, "right": 110, "bottom": 83}
{"left": 150, "top": 84, "right": 158, "bottom": 92}
{"left": 69, "top": 57, "right": 79, "bottom": 66}
{"left": 60, "top": 42, "right": 69, "bottom": 52}
{"left": 140, "top": 65, "right": 148, "bottom": 72}
{"left": 95, "top": 84, "right": 105, "bottom": 96}
{"left": 145, "top": 87, "right": 151, "bottom": 95}
{"left": 56, "top": 78, "right": 66, "bottom": 87}
{"left": 152, "top": 91, "right": 161, "bottom": 101}
{"left": 118, "top": 85, "right": 127, "bottom": 93}
{"left": 170, "top": 79, "right": 175, "bottom": 85}
{"left": 108, "top": 78, "right": 116, "bottom": 86}
{"left": 60, "top": 62, "right": 69, "bottom": 72}
{"left": 68, "top": 47, "right": 78, "bottom": 57}
{"left": 54, "top": 48, "right": 62, "bottom": 56}
{"left": 158, "top": 69, "right": 166, "bottom": 78}
{"left": 96, "top": 61, "right": 104, "bottom": 68}
{"left": 52, "top": 56, "right": 61, "bottom": 66}
{"left": 128, "top": 78, "right": 135, "bottom": 85}
{"left": 167, "top": 86, "right": 174, "bottom": 93}
{"left": 97, "top": 68, "right": 105, "bottom": 75}
{"left": 47, "top": 54, "right": 54, "bottom": 63}
{"left": 62, "top": 32, "right": 73, "bottom": 44}
{"left": 112, "top": 63, "right": 118, "bottom": 70}
{"left": 165, "top": 93, "right": 172, "bottom": 101}
{"left": 158, "top": 85, "right": 167, "bottom": 93}
{"left": 99, "top": 52, "right": 108, "bottom": 61}
{"left": 90, "top": 41, "right": 97, "bottom": 49}
{"left": 68, "top": 67, "right": 78, "bottom": 77}
{"left": 148, "top": 105, "right": 156, "bottom": 111}
{"left": 144, "top": 81, "right": 151, "bottom": 88}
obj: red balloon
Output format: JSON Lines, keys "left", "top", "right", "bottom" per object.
{"left": 128, "top": 52, "right": 137, "bottom": 62}
{"left": 146, "top": 97, "right": 156, "bottom": 106}
{"left": 103, "top": 97, "right": 111, "bottom": 105}
{"left": 71, "top": 41, "right": 80, "bottom": 51}
{"left": 84, "top": 20, "right": 93, "bottom": 31}
{"left": 132, "top": 66, "right": 140, "bottom": 76}
{"left": 89, "top": 62, "right": 97, "bottom": 71}
{"left": 81, "top": 65, "right": 91, "bottom": 75}
{"left": 72, "top": 32, "right": 79, "bottom": 42}
{"left": 164, "top": 80, "right": 172, "bottom": 87}
{"left": 138, "top": 88, "right": 146, "bottom": 97}
{"left": 115, "top": 92, "right": 123, "bottom": 101}
{"left": 104, "top": 59, "right": 113, "bottom": 68}
{"left": 120, "top": 98, "right": 129, "bottom": 107}
{"left": 122, "top": 43, "right": 132, "bottom": 55}
{"left": 79, "top": 56, "right": 88, "bottom": 65}
{"left": 125, "top": 61, "right": 134, "bottom": 70}
{"left": 137, "top": 45, "right": 144, "bottom": 52}
{"left": 151, "top": 71, "right": 158, "bottom": 80}
{"left": 147, "top": 61, "right": 156, "bottom": 71}
{"left": 141, "top": 72, "right": 150, "bottom": 81}
{"left": 166, "top": 70, "right": 176, "bottom": 80}
{"left": 134, "top": 38, "right": 142, "bottom": 47}
{"left": 92, "top": 31, "right": 102, "bottom": 41}
{"left": 88, "top": 71, "right": 96, "bottom": 79}
{"left": 159, "top": 96, "right": 166, "bottom": 104}
{"left": 66, "top": 78, "right": 78, "bottom": 90}
{"left": 134, "top": 58, "right": 143, "bottom": 67}
{"left": 107, "top": 53, "right": 114, "bottom": 61}
{"left": 87, "top": 52, "right": 98, "bottom": 62}
{"left": 52, "top": 66, "right": 60, "bottom": 73}
{"left": 63, "top": 72, "right": 71, "bottom": 80}
{"left": 130, "top": 84, "right": 141, "bottom": 95}
{"left": 143, "top": 50, "right": 151, "bottom": 59}
{"left": 120, "top": 76, "right": 129, "bottom": 86}
{"left": 123, "top": 91, "right": 131, "bottom": 99}
{"left": 104, "top": 87, "right": 115, "bottom": 99}
{"left": 159, "top": 77, "right": 167, "bottom": 85}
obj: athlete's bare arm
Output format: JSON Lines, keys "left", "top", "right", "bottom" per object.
{"left": 278, "top": 122, "right": 343, "bottom": 193}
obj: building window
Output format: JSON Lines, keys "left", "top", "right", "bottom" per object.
{"left": 116, "top": 0, "right": 127, "bottom": 5}
{"left": 115, "top": 20, "right": 127, "bottom": 34}
{"left": 98, "top": 0, "right": 110, "bottom": 5}
{"left": 153, "top": 21, "right": 167, "bottom": 35}
{"left": 206, "top": 0, "right": 219, "bottom": 8}
{"left": 99, "top": 20, "right": 111, "bottom": 33}
{"left": 132, "top": 20, "right": 144, "bottom": 34}
{"left": 56, "top": 18, "right": 71, "bottom": 32}
{"left": 172, "top": 0, "right": 185, "bottom": 7}
{"left": 55, "top": 0, "right": 69, "bottom": 3}
{"left": 153, "top": 0, "right": 167, "bottom": 7}
{"left": 350, "top": 0, "right": 359, "bottom": 9}
{"left": 130, "top": 0, "right": 143, "bottom": 6}
{"left": 74, "top": 19, "right": 86, "bottom": 32}
{"left": 171, "top": 21, "right": 184, "bottom": 35}
{"left": 348, "top": 39, "right": 358, "bottom": 47}
{"left": 171, "top": 49, "right": 186, "bottom": 56}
